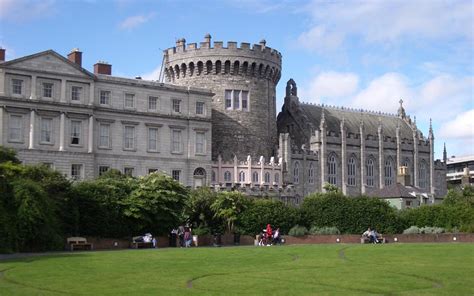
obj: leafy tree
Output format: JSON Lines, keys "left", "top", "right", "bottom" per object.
{"left": 70, "top": 172, "right": 137, "bottom": 237}
{"left": 184, "top": 187, "right": 223, "bottom": 233}
{"left": 211, "top": 191, "right": 251, "bottom": 233}
{"left": 123, "top": 173, "right": 188, "bottom": 235}
{"left": 0, "top": 146, "right": 21, "bottom": 164}
{"left": 12, "top": 179, "right": 63, "bottom": 251}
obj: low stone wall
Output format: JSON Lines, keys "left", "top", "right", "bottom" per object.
{"left": 80, "top": 233, "right": 473, "bottom": 251}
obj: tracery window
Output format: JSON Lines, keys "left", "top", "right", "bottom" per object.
{"left": 293, "top": 161, "right": 300, "bottom": 184}
{"left": 366, "top": 158, "right": 375, "bottom": 187}
{"left": 328, "top": 154, "right": 337, "bottom": 185}
{"left": 384, "top": 158, "right": 394, "bottom": 186}
{"left": 308, "top": 163, "right": 314, "bottom": 184}
{"left": 348, "top": 156, "right": 356, "bottom": 186}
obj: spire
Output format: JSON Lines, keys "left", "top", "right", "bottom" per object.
{"left": 397, "top": 99, "right": 406, "bottom": 118}
{"left": 443, "top": 143, "right": 447, "bottom": 163}
{"left": 429, "top": 118, "right": 434, "bottom": 139}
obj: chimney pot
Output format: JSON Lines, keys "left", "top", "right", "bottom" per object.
{"left": 0, "top": 48, "right": 5, "bottom": 62}
{"left": 67, "top": 48, "right": 82, "bottom": 67}
{"left": 94, "top": 61, "right": 112, "bottom": 75}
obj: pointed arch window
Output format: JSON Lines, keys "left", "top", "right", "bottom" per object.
{"left": 384, "top": 158, "right": 394, "bottom": 186}
{"left": 224, "top": 171, "right": 231, "bottom": 182}
{"left": 239, "top": 171, "right": 246, "bottom": 183}
{"left": 348, "top": 156, "right": 356, "bottom": 186}
{"left": 293, "top": 161, "right": 300, "bottom": 184}
{"left": 274, "top": 172, "right": 280, "bottom": 184}
{"left": 366, "top": 158, "right": 375, "bottom": 187}
{"left": 264, "top": 172, "right": 271, "bottom": 183}
{"left": 328, "top": 154, "right": 337, "bottom": 185}
{"left": 252, "top": 171, "right": 259, "bottom": 183}
{"left": 308, "top": 163, "right": 314, "bottom": 184}
{"left": 419, "top": 160, "right": 428, "bottom": 189}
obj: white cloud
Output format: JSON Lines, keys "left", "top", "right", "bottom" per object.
{"left": 141, "top": 64, "right": 162, "bottom": 81}
{"left": 303, "top": 71, "right": 358, "bottom": 101}
{"left": 439, "top": 110, "right": 474, "bottom": 139}
{"left": 297, "top": 0, "right": 473, "bottom": 51}
{"left": 0, "top": 0, "right": 56, "bottom": 22}
{"left": 118, "top": 13, "right": 155, "bottom": 31}
{"left": 296, "top": 26, "right": 344, "bottom": 53}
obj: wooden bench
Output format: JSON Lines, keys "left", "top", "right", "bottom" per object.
{"left": 360, "top": 236, "right": 386, "bottom": 244}
{"left": 131, "top": 242, "right": 154, "bottom": 249}
{"left": 67, "top": 237, "right": 93, "bottom": 251}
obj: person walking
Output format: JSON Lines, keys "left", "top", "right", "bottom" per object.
{"left": 178, "top": 225, "right": 185, "bottom": 247}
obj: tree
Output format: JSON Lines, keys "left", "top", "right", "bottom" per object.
{"left": 184, "top": 187, "right": 223, "bottom": 233}
{"left": 211, "top": 191, "right": 251, "bottom": 233}
{"left": 123, "top": 173, "right": 188, "bottom": 235}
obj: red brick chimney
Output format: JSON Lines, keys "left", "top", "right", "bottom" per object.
{"left": 0, "top": 48, "right": 5, "bottom": 62}
{"left": 67, "top": 48, "right": 82, "bottom": 67}
{"left": 94, "top": 61, "right": 112, "bottom": 75}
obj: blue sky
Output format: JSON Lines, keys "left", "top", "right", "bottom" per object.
{"left": 1, "top": 0, "right": 473, "bottom": 159}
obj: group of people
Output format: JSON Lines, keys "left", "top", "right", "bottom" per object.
{"left": 133, "top": 233, "right": 157, "bottom": 248}
{"left": 258, "top": 224, "right": 281, "bottom": 246}
{"left": 174, "top": 225, "right": 193, "bottom": 247}
{"left": 362, "top": 227, "right": 381, "bottom": 244}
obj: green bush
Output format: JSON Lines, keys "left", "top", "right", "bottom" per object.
{"left": 309, "top": 226, "right": 340, "bottom": 235}
{"left": 420, "top": 226, "right": 445, "bottom": 234}
{"left": 301, "top": 193, "right": 403, "bottom": 234}
{"left": 403, "top": 226, "right": 421, "bottom": 234}
{"left": 238, "top": 199, "right": 300, "bottom": 235}
{"left": 288, "top": 225, "right": 308, "bottom": 236}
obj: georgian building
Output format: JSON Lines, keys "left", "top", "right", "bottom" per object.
{"left": 0, "top": 48, "right": 213, "bottom": 187}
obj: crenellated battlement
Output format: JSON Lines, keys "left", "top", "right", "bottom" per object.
{"left": 300, "top": 101, "right": 399, "bottom": 118}
{"left": 164, "top": 35, "right": 282, "bottom": 84}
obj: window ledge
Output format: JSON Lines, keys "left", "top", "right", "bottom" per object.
{"left": 39, "top": 142, "right": 54, "bottom": 146}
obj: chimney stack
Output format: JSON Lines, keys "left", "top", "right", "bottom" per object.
{"left": 94, "top": 61, "right": 112, "bottom": 75}
{"left": 67, "top": 48, "right": 82, "bottom": 67}
{"left": 397, "top": 166, "right": 411, "bottom": 186}
{"left": 0, "top": 48, "right": 5, "bottom": 62}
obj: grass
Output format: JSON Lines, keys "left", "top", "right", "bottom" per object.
{"left": 0, "top": 243, "right": 473, "bottom": 295}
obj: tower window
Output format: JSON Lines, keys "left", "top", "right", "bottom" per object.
{"left": 224, "top": 89, "right": 249, "bottom": 111}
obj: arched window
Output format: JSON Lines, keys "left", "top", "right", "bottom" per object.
{"left": 193, "top": 167, "right": 205, "bottom": 176}
{"left": 197, "top": 61, "right": 203, "bottom": 75}
{"left": 224, "top": 171, "right": 231, "bottom": 182}
{"left": 233, "top": 61, "right": 240, "bottom": 75}
{"left": 274, "top": 172, "right": 280, "bottom": 184}
{"left": 384, "top": 158, "right": 394, "bottom": 186}
{"left": 239, "top": 171, "right": 245, "bottom": 182}
{"left": 215, "top": 60, "right": 222, "bottom": 74}
{"left": 206, "top": 61, "right": 212, "bottom": 74}
{"left": 224, "top": 60, "right": 231, "bottom": 74}
{"left": 174, "top": 65, "right": 180, "bottom": 79}
{"left": 181, "top": 63, "right": 187, "bottom": 78}
{"left": 419, "top": 160, "right": 428, "bottom": 189}
{"left": 264, "top": 172, "right": 271, "bottom": 183}
{"left": 366, "top": 158, "right": 375, "bottom": 187}
{"left": 308, "top": 163, "right": 314, "bottom": 184}
{"left": 328, "top": 154, "right": 337, "bottom": 185}
{"left": 252, "top": 171, "right": 259, "bottom": 183}
{"left": 348, "top": 156, "right": 356, "bottom": 186}
{"left": 189, "top": 62, "right": 195, "bottom": 76}
{"left": 211, "top": 170, "right": 216, "bottom": 183}
{"left": 293, "top": 161, "right": 300, "bottom": 184}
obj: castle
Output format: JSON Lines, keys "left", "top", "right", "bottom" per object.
{"left": 0, "top": 34, "right": 447, "bottom": 206}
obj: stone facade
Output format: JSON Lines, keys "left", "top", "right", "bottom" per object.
{"left": 0, "top": 49, "right": 213, "bottom": 187}
{"left": 163, "top": 35, "right": 281, "bottom": 160}
{"left": 277, "top": 80, "right": 447, "bottom": 199}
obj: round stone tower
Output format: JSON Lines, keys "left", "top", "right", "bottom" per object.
{"left": 163, "top": 34, "right": 282, "bottom": 160}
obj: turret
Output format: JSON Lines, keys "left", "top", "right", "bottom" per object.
{"left": 163, "top": 34, "right": 282, "bottom": 160}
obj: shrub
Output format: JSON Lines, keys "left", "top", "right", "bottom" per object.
{"left": 288, "top": 225, "right": 308, "bottom": 236}
{"left": 238, "top": 199, "right": 300, "bottom": 235}
{"left": 403, "top": 226, "right": 421, "bottom": 234}
{"left": 420, "top": 226, "right": 445, "bottom": 234}
{"left": 309, "top": 226, "right": 340, "bottom": 235}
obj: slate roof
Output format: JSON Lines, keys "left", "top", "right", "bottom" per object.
{"left": 367, "top": 183, "right": 427, "bottom": 199}
{"left": 299, "top": 103, "right": 416, "bottom": 139}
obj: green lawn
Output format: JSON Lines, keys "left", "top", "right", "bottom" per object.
{"left": 1, "top": 243, "right": 473, "bottom": 295}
